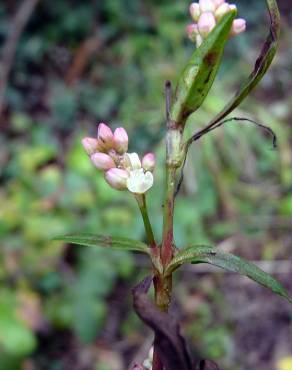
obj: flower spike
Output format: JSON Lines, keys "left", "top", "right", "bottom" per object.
{"left": 82, "top": 126, "right": 154, "bottom": 194}
{"left": 187, "top": 0, "right": 246, "bottom": 47}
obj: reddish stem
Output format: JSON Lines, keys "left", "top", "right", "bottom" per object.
{"left": 161, "top": 165, "right": 176, "bottom": 267}
{"left": 152, "top": 349, "right": 164, "bottom": 370}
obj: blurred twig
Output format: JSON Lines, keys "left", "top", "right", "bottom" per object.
{"left": 0, "top": 0, "right": 41, "bottom": 120}
{"left": 65, "top": 28, "right": 101, "bottom": 86}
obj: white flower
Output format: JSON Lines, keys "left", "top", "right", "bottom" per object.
{"left": 124, "top": 152, "right": 142, "bottom": 170}
{"left": 126, "top": 168, "right": 154, "bottom": 194}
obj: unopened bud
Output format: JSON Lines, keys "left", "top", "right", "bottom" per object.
{"left": 198, "top": 12, "right": 216, "bottom": 37}
{"left": 189, "top": 3, "right": 200, "bottom": 22}
{"left": 199, "top": 0, "right": 215, "bottom": 13}
{"left": 142, "top": 153, "right": 155, "bottom": 172}
{"left": 213, "top": 0, "right": 225, "bottom": 8}
{"left": 231, "top": 18, "right": 246, "bottom": 36}
{"left": 215, "top": 3, "right": 231, "bottom": 19}
{"left": 97, "top": 123, "right": 114, "bottom": 149}
{"left": 114, "top": 127, "right": 128, "bottom": 154}
{"left": 186, "top": 24, "right": 199, "bottom": 43}
{"left": 82, "top": 137, "right": 99, "bottom": 155}
{"left": 91, "top": 152, "right": 115, "bottom": 170}
{"left": 105, "top": 168, "right": 129, "bottom": 190}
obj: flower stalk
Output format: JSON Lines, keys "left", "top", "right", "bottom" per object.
{"left": 135, "top": 194, "right": 156, "bottom": 249}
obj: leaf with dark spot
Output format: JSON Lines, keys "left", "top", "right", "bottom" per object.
{"left": 190, "top": 0, "right": 281, "bottom": 140}
{"left": 170, "top": 10, "right": 236, "bottom": 126}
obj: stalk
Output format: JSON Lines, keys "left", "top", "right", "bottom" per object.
{"left": 135, "top": 194, "right": 165, "bottom": 370}
{"left": 135, "top": 194, "right": 156, "bottom": 248}
{"left": 161, "top": 81, "right": 183, "bottom": 267}
{"left": 161, "top": 165, "right": 176, "bottom": 266}
{"left": 152, "top": 81, "right": 183, "bottom": 370}
{"left": 136, "top": 82, "right": 184, "bottom": 370}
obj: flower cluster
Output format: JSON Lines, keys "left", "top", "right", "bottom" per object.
{"left": 82, "top": 123, "right": 155, "bottom": 194}
{"left": 187, "top": 0, "right": 246, "bottom": 47}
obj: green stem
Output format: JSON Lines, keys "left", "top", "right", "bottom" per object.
{"left": 135, "top": 194, "right": 156, "bottom": 248}
{"left": 161, "top": 165, "right": 176, "bottom": 266}
{"left": 152, "top": 82, "right": 182, "bottom": 370}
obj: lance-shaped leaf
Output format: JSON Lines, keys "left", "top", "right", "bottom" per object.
{"left": 170, "top": 10, "right": 236, "bottom": 126}
{"left": 54, "top": 234, "right": 150, "bottom": 254}
{"left": 196, "top": 0, "right": 280, "bottom": 132}
{"left": 165, "top": 246, "right": 291, "bottom": 302}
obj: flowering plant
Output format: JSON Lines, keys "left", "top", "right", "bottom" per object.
{"left": 56, "top": 1, "right": 291, "bottom": 369}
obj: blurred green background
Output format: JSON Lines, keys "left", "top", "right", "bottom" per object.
{"left": 0, "top": 0, "right": 291, "bottom": 369}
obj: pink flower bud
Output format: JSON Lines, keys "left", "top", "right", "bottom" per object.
{"left": 213, "top": 0, "right": 225, "bottom": 8}
{"left": 105, "top": 168, "right": 129, "bottom": 190}
{"left": 97, "top": 123, "right": 114, "bottom": 149}
{"left": 114, "top": 127, "right": 128, "bottom": 154}
{"left": 81, "top": 137, "right": 99, "bottom": 155}
{"left": 198, "top": 12, "right": 216, "bottom": 37}
{"left": 142, "top": 153, "right": 155, "bottom": 172}
{"left": 91, "top": 152, "right": 115, "bottom": 170}
{"left": 231, "top": 18, "right": 246, "bottom": 36}
{"left": 186, "top": 24, "right": 199, "bottom": 43}
{"left": 199, "top": 0, "right": 215, "bottom": 13}
{"left": 229, "top": 4, "right": 237, "bottom": 11}
{"left": 189, "top": 3, "right": 200, "bottom": 22}
{"left": 215, "top": 3, "right": 231, "bottom": 19}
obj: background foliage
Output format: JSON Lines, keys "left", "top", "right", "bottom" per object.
{"left": 0, "top": 0, "right": 291, "bottom": 369}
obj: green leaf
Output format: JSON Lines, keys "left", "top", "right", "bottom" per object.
{"left": 200, "top": 0, "right": 280, "bottom": 130}
{"left": 170, "top": 10, "right": 236, "bottom": 126}
{"left": 54, "top": 234, "right": 150, "bottom": 254}
{"left": 165, "top": 245, "right": 291, "bottom": 302}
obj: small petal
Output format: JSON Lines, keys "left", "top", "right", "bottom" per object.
{"left": 186, "top": 24, "right": 199, "bottom": 42}
{"left": 124, "top": 152, "right": 142, "bottom": 170}
{"left": 105, "top": 168, "right": 129, "bottom": 190}
{"left": 114, "top": 127, "right": 128, "bottom": 154}
{"left": 199, "top": 0, "right": 215, "bottom": 12}
{"left": 97, "top": 123, "right": 114, "bottom": 149}
{"left": 196, "top": 34, "right": 203, "bottom": 47}
{"left": 231, "top": 18, "right": 246, "bottom": 36}
{"left": 127, "top": 169, "right": 154, "bottom": 194}
{"left": 81, "top": 137, "right": 99, "bottom": 155}
{"left": 91, "top": 152, "right": 115, "bottom": 170}
{"left": 142, "top": 153, "right": 155, "bottom": 172}
{"left": 189, "top": 3, "right": 201, "bottom": 22}
{"left": 198, "top": 12, "right": 216, "bottom": 37}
